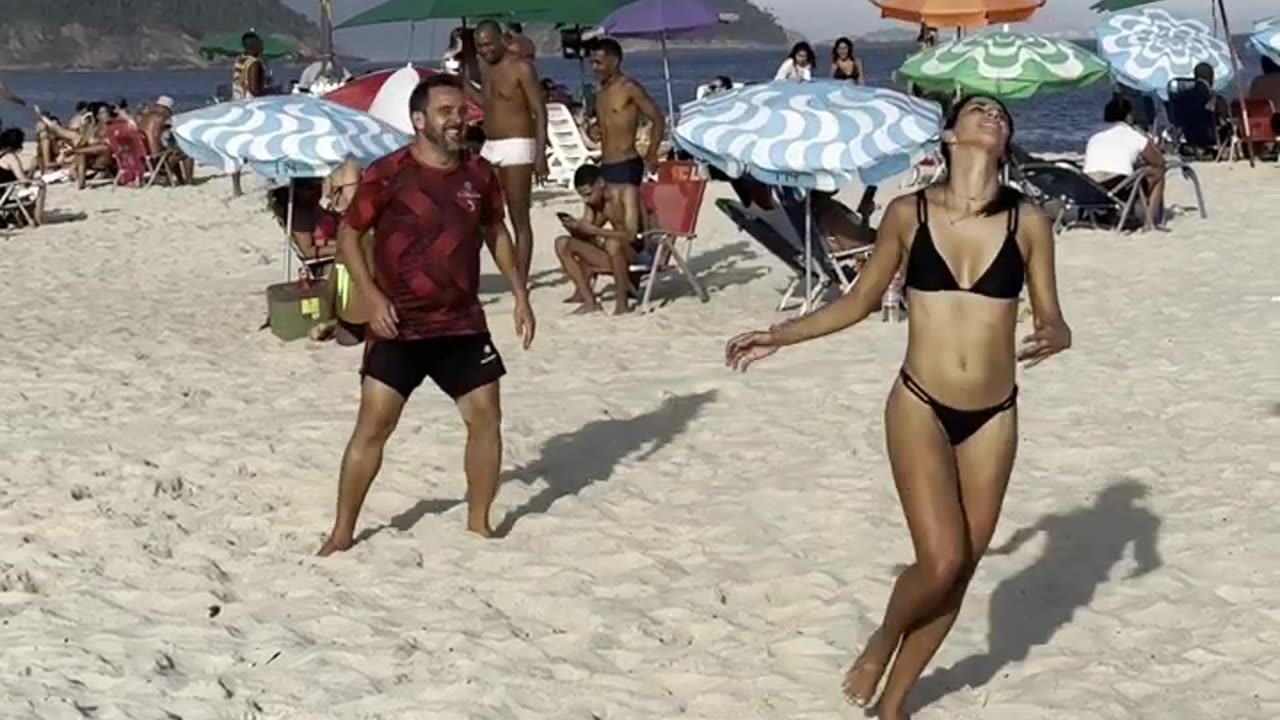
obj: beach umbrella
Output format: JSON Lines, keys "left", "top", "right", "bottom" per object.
{"left": 171, "top": 95, "right": 410, "bottom": 178}
{"left": 1093, "top": 9, "right": 1233, "bottom": 99}
{"left": 898, "top": 30, "right": 1109, "bottom": 100}
{"left": 334, "top": 0, "right": 627, "bottom": 29}
{"left": 323, "top": 64, "right": 484, "bottom": 133}
{"left": 596, "top": 0, "right": 726, "bottom": 119}
{"left": 198, "top": 32, "right": 297, "bottom": 60}
{"left": 869, "top": 0, "right": 1045, "bottom": 27}
{"left": 172, "top": 95, "right": 410, "bottom": 279}
{"left": 1249, "top": 17, "right": 1280, "bottom": 64}
{"left": 675, "top": 80, "right": 941, "bottom": 311}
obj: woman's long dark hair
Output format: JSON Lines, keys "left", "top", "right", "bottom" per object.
{"left": 789, "top": 41, "right": 814, "bottom": 64}
{"left": 832, "top": 37, "right": 854, "bottom": 62}
{"left": 938, "top": 94, "right": 1023, "bottom": 217}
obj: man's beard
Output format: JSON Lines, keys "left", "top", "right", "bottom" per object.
{"left": 422, "top": 125, "right": 462, "bottom": 156}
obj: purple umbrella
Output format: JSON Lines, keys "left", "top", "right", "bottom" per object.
{"left": 596, "top": 0, "right": 729, "bottom": 117}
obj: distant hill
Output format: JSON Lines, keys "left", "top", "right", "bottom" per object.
{"left": 527, "top": 0, "right": 791, "bottom": 54}
{"left": 0, "top": 0, "right": 319, "bottom": 69}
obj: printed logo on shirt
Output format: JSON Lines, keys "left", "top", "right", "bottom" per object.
{"left": 457, "top": 181, "right": 481, "bottom": 213}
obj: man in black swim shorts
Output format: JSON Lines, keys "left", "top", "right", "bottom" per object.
{"left": 590, "top": 38, "right": 665, "bottom": 311}
{"left": 317, "top": 75, "right": 535, "bottom": 554}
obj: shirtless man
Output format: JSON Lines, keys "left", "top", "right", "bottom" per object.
{"left": 505, "top": 23, "right": 537, "bottom": 61}
{"left": 590, "top": 38, "right": 665, "bottom": 312}
{"left": 473, "top": 20, "right": 548, "bottom": 281}
{"left": 137, "top": 96, "right": 194, "bottom": 184}
{"left": 554, "top": 163, "right": 639, "bottom": 314}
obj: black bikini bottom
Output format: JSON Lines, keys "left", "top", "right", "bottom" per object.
{"left": 899, "top": 369, "right": 1017, "bottom": 446}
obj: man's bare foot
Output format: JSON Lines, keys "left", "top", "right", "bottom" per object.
{"left": 466, "top": 520, "right": 495, "bottom": 538}
{"left": 611, "top": 301, "right": 630, "bottom": 316}
{"left": 842, "top": 627, "right": 895, "bottom": 707}
{"left": 877, "top": 707, "right": 909, "bottom": 720}
{"left": 316, "top": 535, "right": 352, "bottom": 557}
{"left": 570, "top": 302, "right": 600, "bottom": 315}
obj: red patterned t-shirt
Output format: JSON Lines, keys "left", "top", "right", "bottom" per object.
{"left": 343, "top": 147, "right": 505, "bottom": 339}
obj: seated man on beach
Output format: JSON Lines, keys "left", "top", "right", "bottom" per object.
{"left": 554, "top": 163, "right": 640, "bottom": 315}
{"left": 137, "top": 95, "right": 195, "bottom": 184}
{"left": 1083, "top": 95, "right": 1167, "bottom": 231}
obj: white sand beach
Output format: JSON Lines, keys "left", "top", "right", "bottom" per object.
{"left": 2, "top": 164, "right": 1279, "bottom": 719}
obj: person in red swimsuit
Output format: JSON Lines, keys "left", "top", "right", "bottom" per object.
{"left": 318, "top": 74, "right": 536, "bottom": 554}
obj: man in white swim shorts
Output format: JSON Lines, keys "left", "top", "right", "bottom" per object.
{"left": 474, "top": 20, "right": 548, "bottom": 281}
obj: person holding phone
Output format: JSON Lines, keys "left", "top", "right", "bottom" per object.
{"left": 553, "top": 162, "right": 639, "bottom": 315}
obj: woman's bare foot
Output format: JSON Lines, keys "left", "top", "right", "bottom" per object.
{"left": 316, "top": 534, "right": 352, "bottom": 557}
{"left": 842, "top": 627, "right": 895, "bottom": 707}
{"left": 466, "top": 520, "right": 494, "bottom": 538}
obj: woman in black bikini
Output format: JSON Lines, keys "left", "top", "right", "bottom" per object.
{"left": 725, "top": 95, "right": 1071, "bottom": 719}
{"left": 831, "top": 37, "right": 864, "bottom": 84}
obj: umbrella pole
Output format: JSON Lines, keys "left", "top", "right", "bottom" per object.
{"left": 286, "top": 182, "right": 295, "bottom": 281}
{"left": 660, "top": 32, "right": 676, "bottom": 121}
{"left": 803, "top": 190, "right": 813, "bottom": 314}
{"left": 406, "top": 22, "right": 416, "bottom": 64}
{"left": 1216, "top": 0, "right": 1254, "bottom": 167}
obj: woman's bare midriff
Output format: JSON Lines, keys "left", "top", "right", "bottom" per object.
{"left": 900, "top": 292, "right": 1019, "bottom": 408}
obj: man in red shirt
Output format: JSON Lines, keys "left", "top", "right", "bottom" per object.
{"left": 318, "top": 75, "right": 535, "bottom": 554}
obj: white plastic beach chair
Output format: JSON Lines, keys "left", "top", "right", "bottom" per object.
{"left": 545, "top": 102, "right": 599, "bottom": 187}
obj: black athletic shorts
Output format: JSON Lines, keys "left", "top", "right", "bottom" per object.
{"left": 361, "top": 333, "right": 505, "bottom": 400}
{"left": 600, "top": 156, "right": 646, "bottom": 186}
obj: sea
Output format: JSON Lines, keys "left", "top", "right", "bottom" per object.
{"left": 0, "top": 41, "right": 1266, "bottom": 154}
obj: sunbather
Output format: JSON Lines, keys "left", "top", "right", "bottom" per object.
{"left": 554, "top": 162, "right": 639, "bottom": 315}
{"left": 0, "top": 128, "right": 45, "bottom": 225}
{"left": 137, "top": 96, "right": 194, "bottom": 184}
{"left": 36, "top": 103, "right": 118, "bottom": 189}
{"left": 1082, "top": 95, "right": 1166, "bottom": 231}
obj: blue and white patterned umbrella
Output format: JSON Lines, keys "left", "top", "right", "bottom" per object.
{"left": 1250, "top": 17, "right": 1280, "bottom": 65}
{"left": 1094, "top": 9, "right": 1233, "bottom": 100}
{"left": 674, "top": 81, "right": 942, "bottom": 192}
{"left": 172, "top": 95, "right": 410, "bottom": 179}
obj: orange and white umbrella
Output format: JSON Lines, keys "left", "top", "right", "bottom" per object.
{"left": 871, "top": 0, "right": 1045, "bottom": 27}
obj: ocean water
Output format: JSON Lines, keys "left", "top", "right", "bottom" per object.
{"left": 0, "top": 42, "right": 1265, "bottom": 154}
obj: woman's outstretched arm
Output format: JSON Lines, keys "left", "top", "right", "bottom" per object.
{"left": 769, "top": 194, "right": 909, "bottom": 346}
{"left": 1016, "top": 201, "right": 1072, "bottom": 367}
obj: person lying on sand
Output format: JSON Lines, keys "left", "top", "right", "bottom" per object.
{"left": 553, "top": 162, "right": 641, "bottom": 315}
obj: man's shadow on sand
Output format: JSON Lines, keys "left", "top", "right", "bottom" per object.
{"left": 494, "top": 390, "right": 716, "bottom": 536}
{"left": 907, "top": 478, "right": 1163, "bottom": 714}
{"left": 355, "top": 390, "right": 716, "bottom": 544}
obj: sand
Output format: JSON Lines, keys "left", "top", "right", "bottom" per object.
{"left": 2, "top": 162, "right": 1279, "bottom": 720}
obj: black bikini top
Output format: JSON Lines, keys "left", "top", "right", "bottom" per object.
{"left": 904, "top": 189, "right": 1025, "bottom": 299}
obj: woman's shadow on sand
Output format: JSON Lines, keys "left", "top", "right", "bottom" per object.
{"left": 907, "top": 478, "right": 1163, "bottom": 714}
{"left": 355, "top": 390, "right": 716, "bottom": 544}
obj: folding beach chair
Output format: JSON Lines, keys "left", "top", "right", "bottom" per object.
{"left": 1221, "top": 98, "right": 1278, "bottom": 162}
{"left": 633, "top": 179, "right": 710, "bottom": 313}
{"left": 1014, "top": 160, "right": 1148, "bottom": 233}
{"left": 1165, "top": 78, "right": 1222, "bottom": 159}
{"left": 717, "top": 189, "right": 872, "bottom": 311}
{"left": 0, "top": 179, "right": 43, "bottom": 228}
{"left": 104, "top": 122, "right": 177, "bottom": 188}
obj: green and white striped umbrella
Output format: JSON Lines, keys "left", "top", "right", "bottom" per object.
{"left": 898, "top": 30, "right": 1109, "bottom": 100}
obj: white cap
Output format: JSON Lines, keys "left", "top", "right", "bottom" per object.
{"left": 156, "top": 95, "right": 174, "bottom": 109}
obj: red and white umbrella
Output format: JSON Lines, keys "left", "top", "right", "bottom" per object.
{"left": 323, "top": 64, "right": 484, "bottom": 134}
